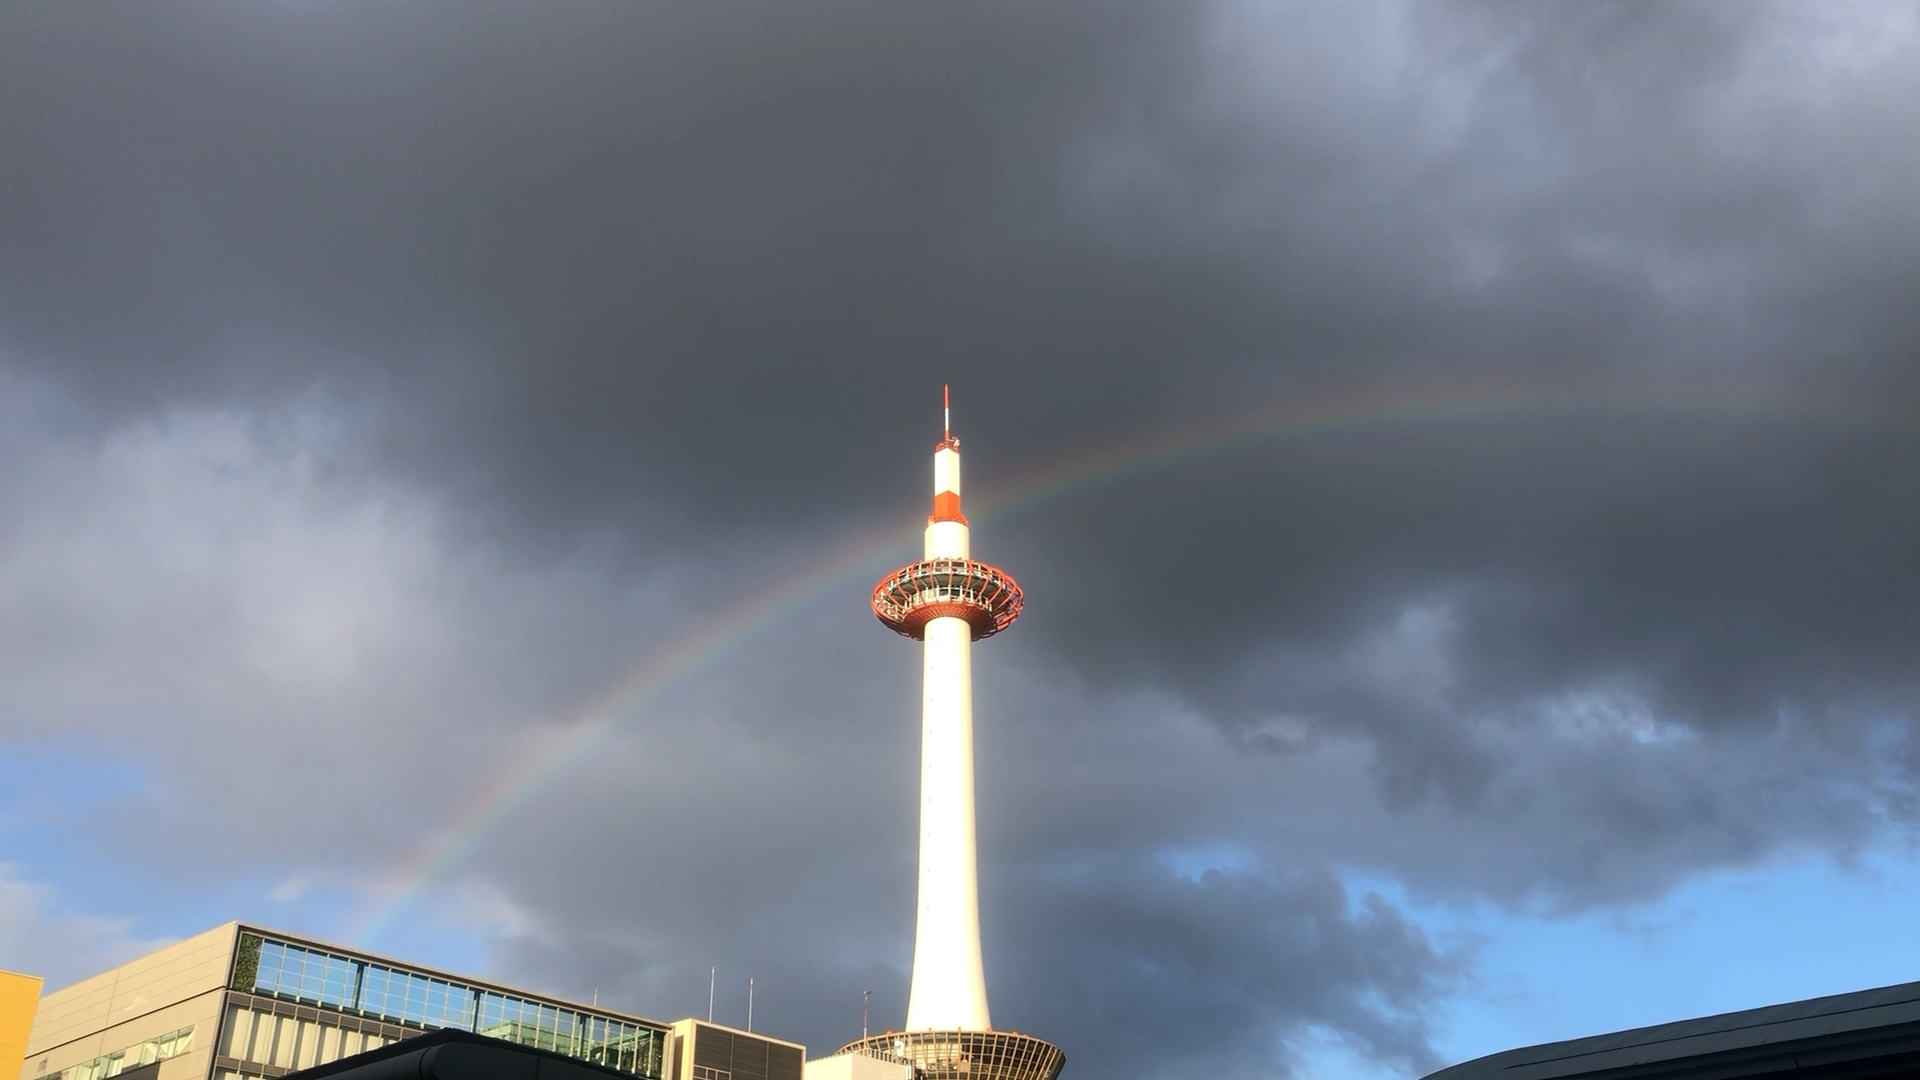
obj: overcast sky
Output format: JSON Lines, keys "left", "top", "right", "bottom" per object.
{"left": 4, "top": 2, "right": 1920, "bottom": 1078}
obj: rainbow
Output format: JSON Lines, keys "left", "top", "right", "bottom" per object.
{"left": 341, "top": 517, "right": 920, "bottom": 946}
{"left": 343, "top": 378, "right": 1918, "bottom": 944}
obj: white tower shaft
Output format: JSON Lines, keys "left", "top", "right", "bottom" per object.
{"left": 906, "top": 443, "right": 992, "bottom": 1032}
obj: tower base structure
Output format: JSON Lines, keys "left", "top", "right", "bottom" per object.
{"left": 835, "top": 1031, "right": 1064, "bottom": 1080}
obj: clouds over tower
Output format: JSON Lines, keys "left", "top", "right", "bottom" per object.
{"left": 2, "top": 1, "right": 1920, "bottom": 1077}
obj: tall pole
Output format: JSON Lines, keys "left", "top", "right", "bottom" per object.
{"left": 747, "top": 978, "right": 754, "bottom": 1033}
{"left": 707, "top": 968, "right": 715, "bottom": 1023}
{"left": 862, "top": 990, "right": 870, "bottom": 1039}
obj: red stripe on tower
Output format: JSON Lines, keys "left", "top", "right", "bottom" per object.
{"left": 932, "top": 490, "right": 965, "bottom": 523}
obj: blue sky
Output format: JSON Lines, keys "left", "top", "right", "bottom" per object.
{"left": 1290, "top": 850, "right": 1920, "bottom": 1079}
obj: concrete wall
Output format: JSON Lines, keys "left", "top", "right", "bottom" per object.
{"left": 800, "top": 1054, "right": 912, "bottom": 1080}
{"left": 22, "top": 924, "right": 237, "bottom": 1080}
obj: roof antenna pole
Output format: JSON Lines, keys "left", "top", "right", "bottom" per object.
{"left": 862, "top": 989, "right": 870, "bottom": 1038}
{"left": 708, "top": 968, "right": 715, "bottom": 1023}
{"left": 747, "top": 977, "right": 755, "bottom": 1033}
{"left": 943, "top": 384, "right": 950, "bottom": 442}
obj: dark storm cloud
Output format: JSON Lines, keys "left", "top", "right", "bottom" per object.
{"left": 995, "top": 860, "right": 1458, "bottom": 1080}
{"left": 5, "top": 0, "right": 1920, "bottom": 1076}
{"left": 0, "top": 0, "right": 1224, "bottom": 535}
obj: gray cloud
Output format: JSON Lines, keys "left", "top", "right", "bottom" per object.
{"left": 4, "top": 1, "right": 1920, "bottom": 1076}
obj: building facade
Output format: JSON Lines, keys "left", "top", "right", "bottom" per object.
{"left": 801, "top": 1050, "right": 911, "bottom": 1080}
{"left": 20, "top": 924, "right": 671, "bottom": 1080}
{"left": 2, "top": 971, "right": 43, "bottom": 1080}
{"left": 664, "top": 1020, "right": 802, "bottom": 1080}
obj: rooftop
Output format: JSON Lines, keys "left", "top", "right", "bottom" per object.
{"left": 1425, "top": 979, "right": 1920, "bottom": 1080}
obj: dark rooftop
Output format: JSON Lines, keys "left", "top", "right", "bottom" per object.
{"left": 1424, "top": 979, "right": 1920, "bottom": 1080}
{"left": 282, "top": 1029, "right": 640, "bottom": 1080}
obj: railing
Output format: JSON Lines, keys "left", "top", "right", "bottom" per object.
{"left": 871, "top": 558, "right": 1024, "bottom": 640}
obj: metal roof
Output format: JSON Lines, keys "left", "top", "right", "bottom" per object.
{"left": 286, "top": 1028, "right": 633, "bottom": 1080}
{"left": 1423, "top": 979, "right": 1920, "bottom": 1080}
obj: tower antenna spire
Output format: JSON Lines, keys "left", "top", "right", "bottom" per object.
{"left": 943, "top": 384, "right": 950, "bottom": 442}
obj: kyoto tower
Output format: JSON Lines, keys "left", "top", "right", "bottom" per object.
{"left": 838, "top": 389, "right": 1065, "bottom": 1080}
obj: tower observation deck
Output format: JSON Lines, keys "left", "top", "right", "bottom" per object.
{"left": 835, "top": 389, "right": 1064, "bottom": 1080}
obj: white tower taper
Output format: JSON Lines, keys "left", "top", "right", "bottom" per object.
{"left": 911, "top": 385, "right": 988, "bottom": 1030}
{"left": 856, "top": 389, "right": 1061, "bottom": 1080}
{"left": 869, "top": 387, "right": 1025, "bottom": 1030}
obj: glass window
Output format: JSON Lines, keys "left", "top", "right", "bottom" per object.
{"left": 277, "top": 946, "right": 302, "bottom": 996}
{"left": 382, "top": 970, "right": 404, "bottom": 1021}
{"left": 255, "top": 942, "right": 284, "bottom": 993}
{"left": 235, "top": 936, "right": 663, "bottom": 1076}
{"left": 361, "top": 967, "right": 389, "bottom": 1017}
{"left": 323, "top": 957, "right": 351, "bottom": 1007}
{"left": 299, "top": 952, "right": 325, "bottom": 1002}
{"left": 382, "top": 969, "right": 406, "bottom": 1019}
{"left": 274, "top": 946, "right": 296, "bottom": 995}
{"left": 403, "top": 973, "right": 428, "bottom": 1023}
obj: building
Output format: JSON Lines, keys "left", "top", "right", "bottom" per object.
{"left": 663, "top": 1021, "right": 802, "bottom": 1080}
{"left": 18, "top": 923, "right": 674, "bottom": 1080}
{"left": 1424, "top": 978, "right": 1920, "bottom": 1080}
{"left": 832, "top": 392, "right": 1065, "bottom": 1080}
{"left": 800, "top": 1050, "right": 910, "bottom": 1080}
{"left": 3, "top": 972, "right": 44, "bottom": 1080}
